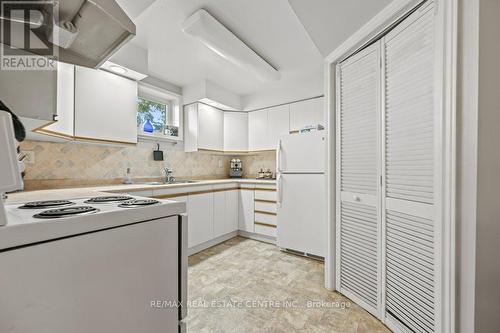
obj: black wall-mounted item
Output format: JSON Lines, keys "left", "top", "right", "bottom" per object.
{"left": 153, "top": 143, "right": 164, "bottom": 161}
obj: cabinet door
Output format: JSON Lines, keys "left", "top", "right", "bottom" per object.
{"left": 0, "top": 68, "right": 57, "bottom": 121}
{"left": 289, "top": 97, "right": 323, "bottom": 132}
{"left": 187, "top": 193, "right": 213, "bottom": 248}
{"left": 267, "top": 104, "right": 289, "bottom": 149}
{"left": 248, "top": 109, "right": 268, "bottom": 151}
{"left": 198, "top": 104, "right": 223, "bottom": 151}
{"left": 74, "top": 67, "right": 138, "bottom": 144}
{"left": 225, "top": 190, "right": 239, "bottom": 233}
{"left": 44, "top": 62, "right": 75, "bottom": 137}
{"left": 223, "top": 112, "right": 248, "bottom": 152}
{"left": 238, "top": 189, "right": 254, "bottom": 232}
{"left": 213, "top": 191, "right": 227, "bottom": 238}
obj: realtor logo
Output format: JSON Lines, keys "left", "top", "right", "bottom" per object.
{"left": 0, "top": 0, "right": 57, "bottom": 70}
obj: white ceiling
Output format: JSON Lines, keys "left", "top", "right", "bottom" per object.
{"left": 115, "top": 0, "right": 391, "bottom": 109}
{"left": 288, "top": 0, "right": 392, "bottom": 57}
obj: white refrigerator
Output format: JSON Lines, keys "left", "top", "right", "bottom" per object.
{"left": 276, "top": 131, "right": 326, "bottom": 258}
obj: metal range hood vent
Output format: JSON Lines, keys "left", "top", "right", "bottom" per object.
{"left": 0, "top": 0, "right": 136, "bottom": 68}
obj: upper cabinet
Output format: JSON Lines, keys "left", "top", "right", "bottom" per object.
{"left": 198, "top": 104, "right": 224, "bottom": 151}
{"left": 267, "top": 104, "right": 290, "bottom": 149}
{"left": 74, "top": 66, "right": 138, "bottom": 144}
{"left": 184, "top": 97, "right": 323, "bottom": 153}
{"left": 184, "top": 103, "right": 224, "bottom": 152}
{"left": 0, "top": 68, "right": 57, "bottom": 122}
{"left": 248, "top": 109, "right": 268, "bottom": 151}
{"left": 224, "top": 112, "right": 248, "bottom": 152}
{"left": 289, "top": 97, "right": 324, "bottom": 132}
{"left": 248, "top": 104, "right": 289, "bottom": 151}
{"left": 34, "top": 64, "right": 139, "bottom": 145}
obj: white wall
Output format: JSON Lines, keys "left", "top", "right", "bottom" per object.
{"left": 474, "top": 0, "right": 500, "bottom": 331}
{"left": 458, "top": 0, "right": 500, "bottom": 332}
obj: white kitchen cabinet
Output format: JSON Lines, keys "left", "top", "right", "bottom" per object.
{"left": 184, "top": 103, "right": 224, "bottom": 152}
{"left": 289, "top": 97, "right": 324, "bottom": 132}
{"left": 213, "top": 191, "right": 226, "bottom": 238}
{"left": 198, "top": 104, "right": 224, "bottom": 151}
{"left": 0, "top": 64, "right": 57, "bottom": 121}
{"left": 248, "top": 109, "right": 268, "bottom": 151}
{"left": 223, "top": 112, "right": 248, "bottom": 152}
{"left": 238, "top": 189, "right": 254, "bottom": 232}
{"left": 187, "top": 192, "right": 214, "bottom": 248}
{"left": 267, "top": 104, "right": 289, "bottom": 149}
{"left": 213, "top": 189, "right": 239, "bottom": 238}
{"left": 74, "top": 66, "right": 138, "bottom": 144}
{"left": 226, "top": 190, "right": 239, "bottom": 234}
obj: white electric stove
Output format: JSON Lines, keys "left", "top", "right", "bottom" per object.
{"left": 0, "top": 194, "right": 188, "bottom": 333}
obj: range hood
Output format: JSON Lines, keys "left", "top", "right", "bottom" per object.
{"left": 0, "top": 0, "right": 136, "bottom": 68}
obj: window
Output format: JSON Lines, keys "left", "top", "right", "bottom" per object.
{"left": 137, "top": 83, "right": 182, "bottom": 141}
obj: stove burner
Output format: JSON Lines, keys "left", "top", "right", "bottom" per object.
{"left": 84, "top": 196, "right": 134, "bottom": 204}
{"left": 33, "top": 206, "right": 100, "bottom": 219}
{"left": 19, "top": 200, "right": 75, "bottom": 209}
{"left": 118, "top": 199, "right": 160, "bottom": 208}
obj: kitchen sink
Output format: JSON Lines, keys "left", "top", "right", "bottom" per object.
{"left": 140, "top": 180, "right": 198, "bottom": 185}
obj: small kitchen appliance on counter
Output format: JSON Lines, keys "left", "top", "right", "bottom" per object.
{"left": 229, "top": 159, "right": 243, "bottom": 178}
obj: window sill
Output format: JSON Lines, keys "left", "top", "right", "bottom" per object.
{"left": 138, "top": 133, "right": 182, "bottom": 144}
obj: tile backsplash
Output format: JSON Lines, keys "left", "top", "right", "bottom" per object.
{"left": 19, "top": 140, "right": 276, "bottom": 190}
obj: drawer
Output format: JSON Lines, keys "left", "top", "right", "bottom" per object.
{"left": 254, "top": 212, "right": 277, "bottom": 226}
{"left": 254, "top": 190, "right": 276, "bottom": 202}
{"left": 254, "top": 201, "right": 277, "bottom": 214}
{"left": 254, "top": 223, "right": 277, "bottom": 238}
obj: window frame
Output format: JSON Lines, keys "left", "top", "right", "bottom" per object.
{"left": 137, "top": 82, "right": 183, "bottom": 142}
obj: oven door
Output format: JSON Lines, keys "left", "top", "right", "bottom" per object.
{"left": 0, "top": 216, "right": 180, "bottom": 333}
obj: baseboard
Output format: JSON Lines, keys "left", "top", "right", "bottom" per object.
{"left": 238, "top": 230, "right": 276, "bottom": 245}
{"left": 187, "top": 231, "right": 238, "bottom": 256}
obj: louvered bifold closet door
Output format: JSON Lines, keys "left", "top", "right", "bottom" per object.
{"left": 336, "top": 41, "right": 382, "bottom": 317}
{"left": 382, "top": 2, "right": 439, "bottom": 333}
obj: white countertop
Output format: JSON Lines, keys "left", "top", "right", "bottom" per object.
{"left": 6, "top": 178, "right": 276, "bottom": 204}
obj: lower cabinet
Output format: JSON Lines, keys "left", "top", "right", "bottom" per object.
{"left": 187, "top": 193, "right": 213, "bottom": 248}
{"left": 238, "top": 189, "right": 255, "bottom": 232}
{"left": 213, "top": 190, "right": 239, "bottom": 238}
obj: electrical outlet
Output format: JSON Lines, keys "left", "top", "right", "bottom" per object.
{"left": 23, "top": 151, "right": 35, "bottom": 164}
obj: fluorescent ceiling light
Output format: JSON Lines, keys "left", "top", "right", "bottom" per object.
{"left": 182, "top": 9, "right": 281, "bottom": 82}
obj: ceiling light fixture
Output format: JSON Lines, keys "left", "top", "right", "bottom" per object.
{"left": 182, "top": 9, "right": 281, "bottom": 82}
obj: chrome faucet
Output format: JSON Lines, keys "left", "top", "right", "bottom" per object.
{"left": 164, "top": 168, "right": 175, "bottom": 183}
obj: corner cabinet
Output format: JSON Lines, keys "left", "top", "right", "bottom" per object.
{"left": 74, "top": 67, "right": 138, "bottom": 144}
{"left": 184, "top": 102, "right": 224, "bottom": 152}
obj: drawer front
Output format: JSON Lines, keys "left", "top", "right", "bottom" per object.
{"left": 254, "top": 201, "right": 277, "bottom": 214}
{"left": 254, "top": 224, "right": 277, "bottom": 238}
{"left": 254, "top": 212, "right": 277, "bottom": 226}
{"left": 254, "top": 190, "right": 276, "bottom": 201}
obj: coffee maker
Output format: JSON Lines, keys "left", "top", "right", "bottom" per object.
{"left": 229, "top": 159, "right": 243, "bottom": 178}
